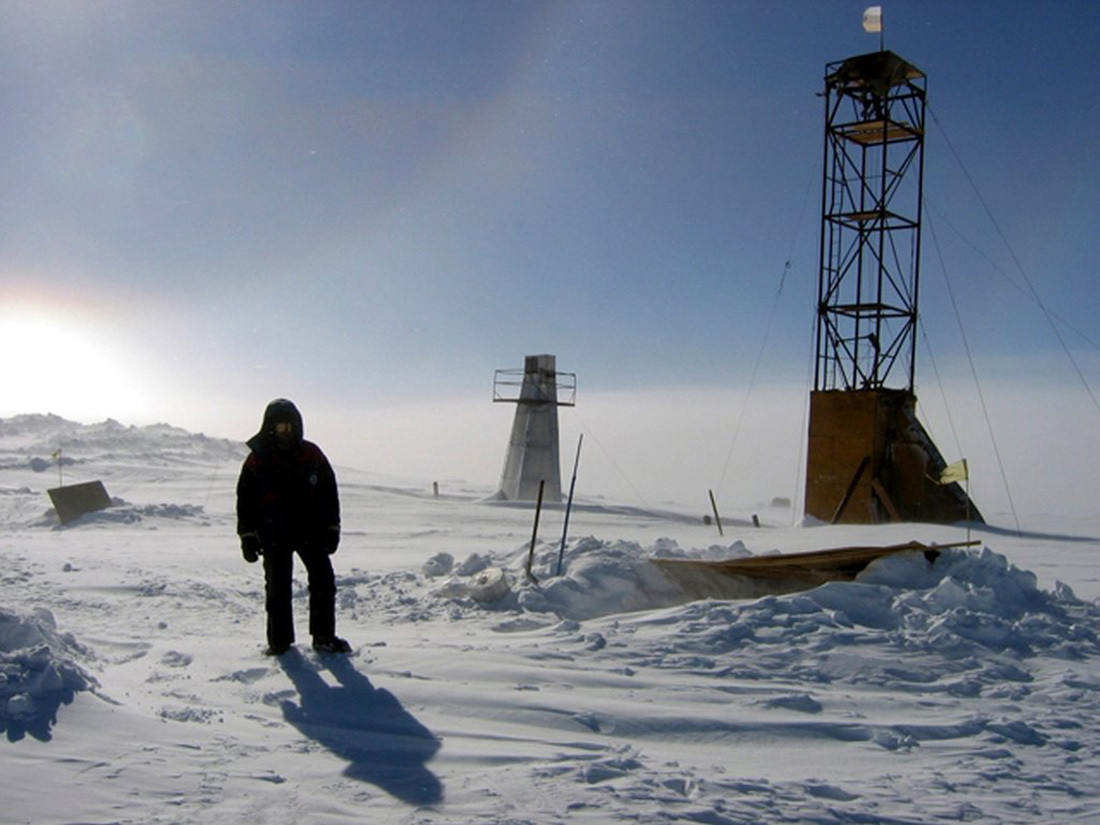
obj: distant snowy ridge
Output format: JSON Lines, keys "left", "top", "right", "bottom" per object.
{"left": 0, "top": 413, "right": 245, "bottom": 466}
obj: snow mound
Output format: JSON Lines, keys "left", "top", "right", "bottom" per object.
{"left": 42, "top": 500, "right": 208, "bottom": 528}
{"left": 517, "top": 536, "right": 690, "bottom": 620}
{"left": 428, "top": 536, "right": 1100, "bottom": 667}
{"left": 0, "top": 607, "right": 97, "bottom": 741}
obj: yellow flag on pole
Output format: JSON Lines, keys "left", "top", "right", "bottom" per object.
{"left": 938, "top": 459, "right": 968, "bottom": 486}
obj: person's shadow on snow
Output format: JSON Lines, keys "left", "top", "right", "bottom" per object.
{"left": 278, "top": 651, "right": 442, "bottom": 805}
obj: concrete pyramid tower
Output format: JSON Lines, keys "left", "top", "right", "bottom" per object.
{"left": 495, "top": 354, "right": 574, "bottom": 502}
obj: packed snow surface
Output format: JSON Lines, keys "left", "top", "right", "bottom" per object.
{"left": 1, "top": 414, "right": 1098, "bottom": 823}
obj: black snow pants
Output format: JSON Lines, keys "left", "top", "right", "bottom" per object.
{"left": 262, "top": 545, "right": 336, "bottom": 648}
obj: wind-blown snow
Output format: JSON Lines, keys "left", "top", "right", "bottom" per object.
{"left": 1, "top": 414, "right": 1098, "bottom": 823}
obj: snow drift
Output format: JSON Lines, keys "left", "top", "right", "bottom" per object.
{"left": 1, "top": 414, "right": 1098, "bottom": 823}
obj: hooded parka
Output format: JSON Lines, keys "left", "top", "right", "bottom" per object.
{"left": 236, "top": 399, "right": 342, "bottom": 651}
{"left": 236, "top": 398, "right": 340, "bottom": 550}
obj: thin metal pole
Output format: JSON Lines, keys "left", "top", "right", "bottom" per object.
{"left": 708, "top": 489, "right": 724, "bottom": 537}
{"left": 525, "top": 479, "right": 545, "bottom": 584}
{"left": 964, "top": 460, "right": 972, "bottom": 546}
{"left": 556, "top": 434, "right": 584, "bottom": 576}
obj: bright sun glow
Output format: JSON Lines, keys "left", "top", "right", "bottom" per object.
{"left": 0, "top": 312, "right": 148, "bottom": 422}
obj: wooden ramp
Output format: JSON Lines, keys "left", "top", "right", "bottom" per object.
{"left": 651, "top": 540, "right": 976, "bottom": 599}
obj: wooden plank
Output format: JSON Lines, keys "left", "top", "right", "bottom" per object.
{"left": 831, "top": 456, "right": 870, "bottom": 524}
{"left": 652, "top": 540, "right": 978, "bottom": 587}
{"left": 871, "top": 478, "right": 903, "bottom": 521}
{"left": 837, "top": 119, "right": 921, "bottom": 145}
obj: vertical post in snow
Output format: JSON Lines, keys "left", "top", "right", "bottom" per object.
{"left": 708, "top": 489, "right": 724, "bottom": 537}
{"left": 526, "top": 479, "right": 545, "bottom": 584}
{"left": 556, "top": 434, "right": 584, "bottom": 577}
{"left": 964, "top": 463, "right": 973, "bottom": 545}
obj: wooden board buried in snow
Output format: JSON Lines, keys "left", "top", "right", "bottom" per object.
{"left": 650, "top": 540, "right": 975, "bottom": 598}
{"left": 47, "top": 480, "right": 112, "bottom": 526}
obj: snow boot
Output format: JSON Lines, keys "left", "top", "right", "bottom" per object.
{"left": 312, "top": 636, "right": 351, "bottom": 654}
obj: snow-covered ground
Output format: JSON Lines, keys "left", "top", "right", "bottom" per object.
{"left": 1, "top": 414, "right": 1098, "bottom": 823}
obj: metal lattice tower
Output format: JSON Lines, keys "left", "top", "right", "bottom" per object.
{"left": 804, "top": 49, "right": 977, "bottom": 525}
{"left": 814, "top": 51, "right": 926, "bottom": 392}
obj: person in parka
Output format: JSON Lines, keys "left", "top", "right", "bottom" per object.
{"left": 236, "top": 399, "right": 350, "bottom": 655}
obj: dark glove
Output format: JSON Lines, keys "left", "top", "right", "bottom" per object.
{"left": 323, "top": 527, "right": 340, "bottom": 555}
{"left": 241, "top": 534, "right": 262, "bottom": 563}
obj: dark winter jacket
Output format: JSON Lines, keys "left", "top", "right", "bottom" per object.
{"left": 236, "top": 399, "right": 340, "bottom": 551}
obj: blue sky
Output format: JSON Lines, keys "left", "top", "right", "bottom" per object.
{"left": 2, "top": 1, "right": 1098, "bottom": 512}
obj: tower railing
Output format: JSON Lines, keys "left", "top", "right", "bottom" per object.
{"left": 493, "top": 369, "right": 577, "bottom": 406}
